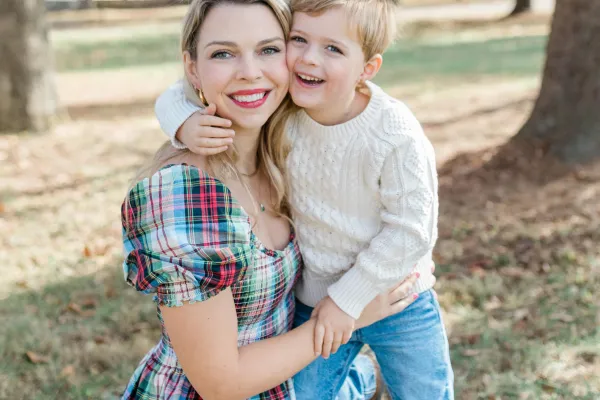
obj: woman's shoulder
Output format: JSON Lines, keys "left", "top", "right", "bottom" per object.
{"left": 124, "top": 163, "right": 250, "bottom": 236}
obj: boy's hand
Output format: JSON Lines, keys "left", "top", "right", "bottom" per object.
{"left": 311, "top": 296, "right": 355, "bottom": 359}
{"left": 175, "top": 103, "right": 235, "bottom": 156}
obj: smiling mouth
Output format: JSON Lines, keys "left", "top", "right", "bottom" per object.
{"left": 228, "top": 90, "right": 271, "bottom": 108}
{"left": 296, "top": 73, "right": 325, "bottom": 86}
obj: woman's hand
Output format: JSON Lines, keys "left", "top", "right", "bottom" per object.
{"left": 356, "top": 265, "right": 437, "bottom": 329}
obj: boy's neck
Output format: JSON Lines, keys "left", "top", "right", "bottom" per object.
{"left": 304, "top": 89, "right": 370, "bottom": 127}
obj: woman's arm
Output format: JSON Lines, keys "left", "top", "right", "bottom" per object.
{"left": 162, "top": 288, "right": 318, "bottom": 400}
{"left": 162, "top": 272, "right": 423, "bottom": 400}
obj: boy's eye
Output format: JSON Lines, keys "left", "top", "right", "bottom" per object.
{"left": 262, "top": 46, "right": 281, "bottom": 55}
{"left": 326, "top": 45, "right": 343, "bottom": 54}
{"left": 211, "top": 51, "right": 233, "bottom": 59}
{"left": 290, "top": 36, "right": 307, "bottom": 44}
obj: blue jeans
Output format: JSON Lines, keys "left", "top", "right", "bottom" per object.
{"left": 293, "top": 289, "right": 454, "bottom": 400}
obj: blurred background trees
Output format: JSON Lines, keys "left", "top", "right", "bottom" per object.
{"left": 0, "top": 0, "right": 56, "bottom": 132}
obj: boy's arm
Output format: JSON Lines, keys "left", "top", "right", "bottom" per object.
{"left": 155, "top": 80, "right": 203, "bottom": 149}
{"left": 327, "top": 106, "right": 438, "bottom": 319}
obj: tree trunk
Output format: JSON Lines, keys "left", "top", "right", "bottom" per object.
{"left": 509, "top": 0, "right": 531, "bottom": 16}
{"left": 512, "top": 0, "right": 600, "bottom": 165}
{"left": 0, "top": 0, "right": 57, "bottom": 132}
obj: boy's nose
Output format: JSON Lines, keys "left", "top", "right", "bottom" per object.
{"left": 300, "top": 46, "right": 319, "bottom": 66}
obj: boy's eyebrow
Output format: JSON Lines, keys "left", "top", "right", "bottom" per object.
{"left": 205, "top": 37, "right": 285, "bottom": 49}
{"left": 290, "top": 29, "right": 348, "bottom": 49}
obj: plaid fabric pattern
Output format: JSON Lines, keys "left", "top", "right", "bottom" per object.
{"left": 122, "top": 164, "right": 301, "bottom": 400}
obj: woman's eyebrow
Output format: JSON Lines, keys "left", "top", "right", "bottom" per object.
{"left": 205, "top": 37, "right": 284, "bottom": 49}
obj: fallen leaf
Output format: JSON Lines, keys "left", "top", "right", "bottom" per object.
{"left": 500, "top": 266, "right": 527, "bottom": 278}
{"left": 81, "top": 297, "right": 98, "bottom": 308}
{"left": 540, "top": 382, "right": 556, "bottom": 393}
{"left": 80, "top": 309, "right": 96, "bottom": 318}
{"left": 550, "top": 312, "right": 575, "bottom": 322}
{"left": 83, "top": 246, "right": 92, "bottom": 258}
{"left": 105, "top": 286, "right": 117, "bottom": 299}
{"left": 61, "top": 365, "right": 75, "bottom": 377}
{"left": 16, "top": 280, "right": 30, "bottom": 289}
{"left": 468, "top": 263, "right": 486, "bottom": 278}
{"left": 513, "top": 308, "right": 530, "bottom": 321}
{"left": 578, "top": 352, "right": 597, "bottom": 363}
{"left": 25, "top": 351, "right": 49, "bottom": 364}
{"left": 513, "top": 319, "right": 528, "bottom": 332}
{"left": 483, "top": 296, "right": 502, "bottom": 311}
{"left": 94, "top": 336, "right": 108, "bottom": 344}
{"left": 67, "top": 302, "right": 83, "bottom": 314}
{"left": 462, "top": 349, "right": 480, "bottom": 357}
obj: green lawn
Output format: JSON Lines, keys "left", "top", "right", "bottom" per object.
{"left": 53, "top": 30, "right": 547, "bottom": 82}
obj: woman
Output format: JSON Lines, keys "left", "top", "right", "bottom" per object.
{"left": 121, "top": 1, "right": 424, "bottom": 399}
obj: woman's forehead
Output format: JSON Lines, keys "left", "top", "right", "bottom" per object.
{"left": 199, "top": 3, "right": 284, "bottom": 46}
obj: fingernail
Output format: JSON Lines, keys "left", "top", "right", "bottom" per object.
{"left": 415, "top": 272, "right": 420, "bottom": 278}
{"left": 413, "top": 293, "right": 419, "bottom": 300}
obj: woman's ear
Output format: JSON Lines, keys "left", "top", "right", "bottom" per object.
{"left": 360, "top": 54, "right": 383, "bottom": 82}
{"left": 183, "top": 51, "right": 202, "bottom": 91}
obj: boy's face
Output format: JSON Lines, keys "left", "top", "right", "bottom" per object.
{"left": 286, "top": 8, "right": 367, "bottom": 115}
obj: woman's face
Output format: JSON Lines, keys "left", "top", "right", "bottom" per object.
{"left": 185, "top": 3, "right": 289, "bottom": 132}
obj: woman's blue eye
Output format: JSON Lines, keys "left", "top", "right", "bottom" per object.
{"left": 212, "top": 51, "right": 232, "bottom": 59}
{"left": 326, "top": 45, "right": 342, "bottom": 54}
{"left": 262, "top": 47, "right": 281, "bottom": 55}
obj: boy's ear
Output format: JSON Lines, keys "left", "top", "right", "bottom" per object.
{"left": 360, "top": 54, "right": 383, "bottom": 82}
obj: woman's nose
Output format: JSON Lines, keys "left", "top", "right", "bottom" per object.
{"left": 237, "top": 56, "right": 263, "bottom": 81}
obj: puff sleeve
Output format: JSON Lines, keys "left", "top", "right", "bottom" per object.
{"left": 121, "top": 164, "right": 253, "bottom": 307}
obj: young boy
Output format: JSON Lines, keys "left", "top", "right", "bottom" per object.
{"left": 155, "top": 0, "right": 453, "bottom": 398}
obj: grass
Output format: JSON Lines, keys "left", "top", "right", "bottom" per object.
{"left": 2, "top": 15, "right": 599, "bottom": 400}
{"left": 52, "top": 29, "right": 547, "bottom": 84}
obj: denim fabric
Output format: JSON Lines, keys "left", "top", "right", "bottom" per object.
{"left": 293, "top": 290, "right": 454, "bottom": 400}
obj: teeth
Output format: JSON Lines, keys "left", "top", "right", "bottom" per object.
{"left": 232, "top": 92, "right": 266, "bottom": 103}
{"left": 298, "top": 74, "right": 323, "bottom": 82}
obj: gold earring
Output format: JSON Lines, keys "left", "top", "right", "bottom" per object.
{"left": 197, "top": 88, "right": 208, "bottom": 107}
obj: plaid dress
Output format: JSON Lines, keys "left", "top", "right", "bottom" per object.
{"left": 121, "top": 164, "right": 301, "bottom": 400}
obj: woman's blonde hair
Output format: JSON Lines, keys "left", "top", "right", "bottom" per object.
{"left": 130, "top": 0, "right": 298, "bottom": 217}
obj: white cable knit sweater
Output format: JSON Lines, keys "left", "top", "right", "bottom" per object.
{"left": 155, "top": 80, "right": 438, "bottom": 319}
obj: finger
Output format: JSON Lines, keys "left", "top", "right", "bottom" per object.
{"left": 196, "top": 137, "right": 234, "bottom": 149}
{"left": 431, "top": 263, "right": 436, "bottom": 274}
{"left": 191, "top": 146, "right": 229, "bottom": 156}
{"left": 314, "top": 323, "right": 325, "bottom": 356}
{"left": 199, "top": 103, "right": 217, "bottom": 116}
{"left": 389, "top": 293, "right": 419, "bottom": 315}
{"left": 311, "top": 303, "right": 322, "bottom": 319}
{"left": 341, "top": 330, "right": 352, "bottom": 345}
{"left": 389, "top": 273, "right": 420, "bottom": 304}
{"left": 330, "top": 332, "right": 343, "bottom": 355}
{"left": 321, "top": 330, "right": 334, "bottom": 359}
{"left": 197, "top": 115, "right": 233, "bottom": 129}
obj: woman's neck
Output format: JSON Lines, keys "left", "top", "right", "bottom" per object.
{"left": 230, "top": 126, "right": 261, "bottom": 174}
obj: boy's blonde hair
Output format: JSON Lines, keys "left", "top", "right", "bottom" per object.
{"left": 290, "top": 0, "right": 399, "bottom": 60}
